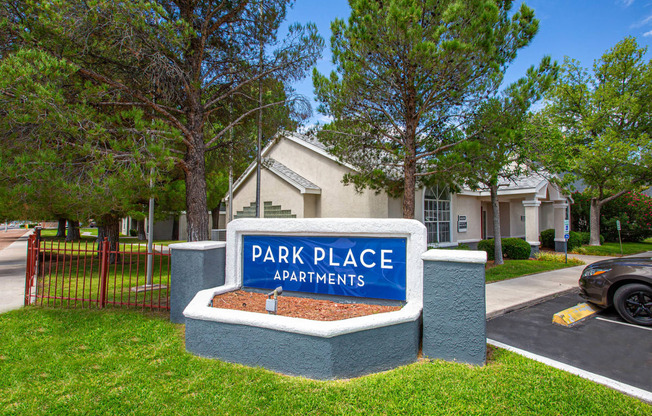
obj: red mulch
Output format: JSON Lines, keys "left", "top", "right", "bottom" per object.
{"left": 211, "top": 290, "right": 402, "bottom": 321}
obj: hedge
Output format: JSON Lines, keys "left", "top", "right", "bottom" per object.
{"left": 478, "top": 239, "right": 496, "bottom": 261}
{"left": 478, "top": 238, "right": 532, "bottom": 260}
{"left": 502, "top": 238, "right": 531, "bottom": 260}
{"left": 540, "top": 229, "right": 555, "bottom": 250}
{"left": 540, "top": 228, "right": 582, "bottom": 251}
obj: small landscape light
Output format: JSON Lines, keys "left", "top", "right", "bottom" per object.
{"left": 265, "top": 286, "right": 283, "bottom": 315}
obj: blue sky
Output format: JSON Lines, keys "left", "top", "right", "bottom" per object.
{"left": 282, "top": 0, "right": 652, "bottom": 126}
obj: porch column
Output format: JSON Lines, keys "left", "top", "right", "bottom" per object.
{"left": 522, "top": 199, "right": 541, "bottom": 257}
{"left": 553, "top": 201, "right": 569, "bottom": 252}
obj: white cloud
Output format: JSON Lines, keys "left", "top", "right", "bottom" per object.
{"left": 631, "top": 14, "right": 652, "bottom": 28}
{"left": 299, "top": 114, "right": 334, "bottom": 132}
{"left": 644, "top": 29, "right": 652, "bottom": 37}
{"left": 621, "top": 0, "right": 635, "bottom": 6}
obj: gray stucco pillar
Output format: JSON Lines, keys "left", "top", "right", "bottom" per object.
{"left": 169, "top": 241, "right": 226, "bottom": 324}
{"left": 422, "top": 250, "right": 487, "bottom": 366}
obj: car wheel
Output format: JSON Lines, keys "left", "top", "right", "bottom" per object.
{"left": 613, "top": 283, "right": 652, "bottom": 326}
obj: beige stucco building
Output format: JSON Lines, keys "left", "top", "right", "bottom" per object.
{"left": 225, "top": 132, "right": 572, "bottom": 253}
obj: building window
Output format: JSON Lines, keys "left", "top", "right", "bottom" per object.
{"left": 424, "top": 185, "right": 451, "bottom": 245}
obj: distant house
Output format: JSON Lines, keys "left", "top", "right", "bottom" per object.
{"left": 225, "top": 132, "right": 573, "bottom": 253}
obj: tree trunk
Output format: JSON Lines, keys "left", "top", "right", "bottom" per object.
{"left": 490, "top": 183, "right": 504, "bottom": 265}
{"left": 65, "top": 220, "right": 80, "bottom": 242}
{"left": 589, "top": 197, "right": 601, "bottom": 246}
{"left": 56, "top": 218, "right": 66, "bottom": 238}
{"left": 172, "top": 216, "right": 179, "bottom": 241}
{"left": 137, "top": 219, "right": 146, "bottom": 241}
{"left": 97, "top": 215, "right": 120, "bottom": 264}
{"left": 184, "top": 134, "right": 210, "bottom": 242}
{"left": 105, "top": 216, "right": 120, "bottom": 264}
{"left": 402, "top": 129, "right": 417, "bottom": 219}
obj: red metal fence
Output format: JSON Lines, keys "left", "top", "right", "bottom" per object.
{"left": 25, "top": 234, "right": 170, "bottom": 310}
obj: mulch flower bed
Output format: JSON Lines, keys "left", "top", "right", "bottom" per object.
{"left": 211, "top": 290, "right": 402, "bottom": 321}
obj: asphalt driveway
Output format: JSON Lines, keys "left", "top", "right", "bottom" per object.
{"left": 487, "top": 291, "right": 652, "bottom": 395}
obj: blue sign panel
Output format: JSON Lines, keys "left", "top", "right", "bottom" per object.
{"left": 242, "top": 235, "right": 407, "bottom": 301}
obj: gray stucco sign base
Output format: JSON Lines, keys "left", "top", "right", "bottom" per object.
{"left": 180, "top": 219, "right": 426, "bottom": 380}
{"left": 173, "top": 219, "right": 488, "bottom": 379}
{"left": 186, "top": 315, "right": 420, "bottom": 379}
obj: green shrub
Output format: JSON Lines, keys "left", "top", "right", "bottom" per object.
{"left": 577, "top": 231, "right": 590, "bottom": 245}
{"left": 572, "top": 190, "right": 652, "bottom": 242}
{"left": 567, "top": 230, "right": 582, "bottom": 251}
{"left": 502, "top": 238, "right": 531, "bottom": 259}
{"left": 540, "top": 229, "right": 555, "bottom": 249}
{"left": 541, "top": 229, "right": 583, "bottom": 251}
{"left": 129, "top": 229, "right": 138, "bottom": 237}
{"left": 455, "top": 243, "right": 470, "bottom": 250}
{"left": 477, "top": 239, "right": 495, "bottom": 261}
{"left": 577, "top": 232, "right": 605, "bottom": 245}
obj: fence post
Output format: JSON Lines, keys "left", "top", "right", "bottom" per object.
{"left": 99, "top": 237, "right": 109, "bottom": 308}
{"left": 24, "top": 235, "right": 35, "bottom": 306}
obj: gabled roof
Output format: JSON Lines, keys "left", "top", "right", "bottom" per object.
{"left": 459, "top": 172, "right": 567, "bottom": 199}
{"left": 263, "top": 158, "right": 321, "bottom": 194}
{"left": 224, "top": 131, "right": 349, "bottom": 201}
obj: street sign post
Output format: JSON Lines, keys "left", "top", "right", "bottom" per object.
{"left": 616, "top": 220, "right": 623, "bottom": 256}
{"left": 563, "top": 220, "right": 570, "bottom": 264}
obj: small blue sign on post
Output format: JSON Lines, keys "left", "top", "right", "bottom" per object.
{"left": 564, "top": 234, "right": 570, "bottom": 239}
{"left": 242, "top": 235, "right": 407, "bottom": 301}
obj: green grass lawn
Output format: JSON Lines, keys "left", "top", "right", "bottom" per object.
{"left": 120, "top": 236, "right": 185, "bottom": 246}
{"left": 571, "top": 241, "right": 652, "bottom": 256}
{"left": 486, "top": 257, "right": 584, "bottom": 283}
{"left": 40, "top": 229, "right": 184, "bottom": 247}
{"left": 0, "top": 308, "right": 648, "bottom": 416}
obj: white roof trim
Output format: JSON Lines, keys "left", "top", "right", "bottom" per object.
{"left": 265, "top": 161, "right": 321, "bottom": 195}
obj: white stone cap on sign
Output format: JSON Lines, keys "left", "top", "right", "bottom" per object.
{"left": 421, "top": 249, "right": 487, "bottom": 264}
{"left": 225, "top": 218, "right": 427, "bottom": 305}
{"left": 183, "top": 284, "right": 423, "bottom": 338}
{"left": 169, "top": 241, "right": 226, "bottom": 251}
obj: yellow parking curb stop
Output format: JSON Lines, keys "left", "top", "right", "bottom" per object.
{"left": 552, "top": 303, "right": 600, "bottom": 327}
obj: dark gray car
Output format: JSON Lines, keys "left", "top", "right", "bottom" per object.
{"left": 579, "top": 257, "right": 652, "bottom": 326}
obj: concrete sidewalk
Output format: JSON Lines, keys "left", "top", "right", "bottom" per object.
{"left": 486, "top": 252, "right": 652, "bottom": 318}
{"left": 0, "top": 231, "right": 31, "bottom": 314}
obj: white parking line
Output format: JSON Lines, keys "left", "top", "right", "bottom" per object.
{"left": 487, "top": 338, "right": 652, "bottom": 403}
{"left": 595, "top": 317, "right": 652, "bottom": 332}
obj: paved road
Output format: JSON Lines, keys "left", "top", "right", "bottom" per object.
{"left": 0, "top": 231, "right": 31, "bottom": 314}
{"left": 487, "top": 291, "right": 652, "bottom": 394}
